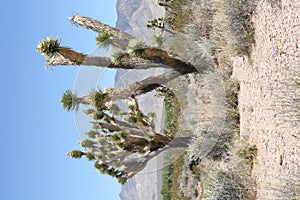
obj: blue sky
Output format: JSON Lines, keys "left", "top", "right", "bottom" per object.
{"left": 0, "top": 1, "right": 122, "bottom": 199}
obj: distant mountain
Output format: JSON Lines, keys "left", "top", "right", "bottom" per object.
{"left": 115, "top": 1, "right": 166, "bottom": 200}
{"left": 116, "top": 0, "right": 165, "bottom": 41}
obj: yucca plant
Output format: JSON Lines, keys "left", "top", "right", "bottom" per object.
{"left": 110, "top": 47, "right": 124, "bottom": 65}
{"left": 60, "top": 89, "right": 78, "bottom": 112}
{"left": 36, "top": 36, "right": 60, "bottom": 58}
{"left": 89, "top": 88, "right": 106, "bottom": 112}
{"left": 127, "top": 39, "right": 146, "bottom": 58}
{"left": 96, "top": 31, "right": 112, "bottom": 50}
{"left": 37, "top": 36, "right": 86, "bottom": 64}
{"left": 151, "top": 31, "right": 165, "bottom": 48}
{"left": 61, "top": 89, "right": 89, "bottom": 112}
{"left": 66, "top": 150, "right": 85, "bottom": 159}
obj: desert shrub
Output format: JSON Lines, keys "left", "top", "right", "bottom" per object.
{"left": 204, "top": 80, "right": 240, "bottom": 161}
{"left": 223, "top": 0, "right": 257, "bottom": 56}
{"left": 186, "top": 0, "right": 215, "bottom": 39}
{"left": 198, "top": 141, "right": 257, "bottom": 200}
{"left": 162, "top": 89, "right": 180, "bottom": 137}
{"left": 225, "top": 80, "right": 240, "bottom": 121}
{"left": 185, "top": 0, "right": 257, "bottom": 60}
{"left": 237, "top": 145, "right": 257, "bottom": 161}
{"left": 169, "top": 156, "right": 190, "bottom": 200}
{"left": 164, "top": 0, "right": 193, "bottom": 31}
{"left": 161, "top": 152, "right": 190, "bottom": 200}
{"left": 203, "top": 171, "right": 249, "bottom": 200}
{"left": 161, "top": 161, "right": 173, "bottom": 200}
{"left": 209, "top": 80, "right": 240, "bottom": 160}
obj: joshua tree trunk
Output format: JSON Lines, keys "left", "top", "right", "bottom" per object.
{"left": 99, "top": 122, "right": 121, "bottom": 132}
{"left": 120, "top": 136, "right": 190, "bottom": 178}
{"left": 46, "top": 53, "right": 167, "bottom": 69}
{"left": 141, "top": 47, "right": 197, "bottom": 73}
{"left": 106, "top": 69, "right": 195, "bottom": 101}
{"left": 50, "top": 48, "right": 111, "bottom": 67}
{"left": 69, "top": 15, "right": 136, "bottom": 49}
{"left": 112, "top": 47, "right": 198, "bottom": 73}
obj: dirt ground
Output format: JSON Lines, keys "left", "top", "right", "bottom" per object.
{"left": 231, "top": 0, "right": 300, "bottom": 199}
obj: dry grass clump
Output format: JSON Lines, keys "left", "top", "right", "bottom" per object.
{"left": 182, "top": 0, "right": 258, "bottom": 64}
{"left": 181, "top": 141, "right": 257, "bottom": 200}
{"left": 200, "top": 167, "right": 255, "bottom": 200}
{"left": 222, "top": 0, "right": 257, "bottom": 56}
{"left": 176, "top": 77, "right": 257, "bottom": 199}
{"left": 186, "top": 79, "right": 239, "bottom": 162}
{"left": 164, "top": 0, "right": 194, "bottom": 31}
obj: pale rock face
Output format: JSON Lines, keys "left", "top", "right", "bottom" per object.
{"left": 116, "top": 0, "right": 165, "bottom": 42}
{"left": 115, "top": 0, "right": 166, "bottom": 200}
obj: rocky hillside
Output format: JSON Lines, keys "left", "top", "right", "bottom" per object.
{"left": 116, "top": 0, "right": 165, "bottom": 41}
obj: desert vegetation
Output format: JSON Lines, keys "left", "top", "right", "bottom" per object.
{"left": 36, "top": 0, "right": 299, "bottom": 199}
{"left": 157, "top": 0, "right": 299, "bottom": 199}
{"left": 36, "top": 10, "right": 196, "bottom": 184}
{"left": 152, "top": 0, "right": 259, "bottom": 199}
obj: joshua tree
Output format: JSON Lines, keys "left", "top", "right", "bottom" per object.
{"left": 67, "top": 91, "right": 191, "bottom": 184}
{"left": 37, "top": 36, "right": 196, "bottom": 73}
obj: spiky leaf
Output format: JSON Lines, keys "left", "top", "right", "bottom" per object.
{"left": 66, "top": 150, "right": 85, "bottom": 159}
{"left": 89, "top": 88, "right": 105, "bottom": 111}
{"left": 61, "top": 89, "right": 77, "bottom": 112}
{"left": 36, "top": 36, "right": 60, "bottom": 58}
{"left": 110, "top": 48, "right": 124, "bottom": 65}
{"left": 151, "top": 31, "right": 164, "bottom": 47}
{"left": 96, "top": 32, "right": 112, "bottom": 50}
{"left": 127, "top": 39, "right": 145, "bottom": 58}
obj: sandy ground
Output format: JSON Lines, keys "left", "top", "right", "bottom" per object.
{"left": 232, "top": 0, "right": 300, "bottom": 199}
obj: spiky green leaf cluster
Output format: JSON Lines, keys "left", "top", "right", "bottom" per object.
{"left": 110, "top": 47, "right": 124, "bottom": 65}
{"left": 61, "top": 89, "right": 77, "bottom": 112}
{"left": 89, "top": 88, "right": 105, "bottom": 111}
{"left": 94, "top": 162, "right": 128, "bottom": 184}
{"left": 66, "top": 150, "right": 85, "bottom": 159}
{"left": 96, "top": 32, "right": 111, "bottom": 49}
{"left": 36, "top": 36, "right": 60, "bottom": 58}
{"left": 111, "top": 131, "right": 128, "bottom": 142}
{"left": 84, "top": 130, "right": 99, "bottom": 138}
{"left": 127, "top": 39, "right": 145, "bottom": 58}
{"left": 78, "top": 139, "right": 96, "bottom": 147}
{"left": 151, "top": 31, "right": 164, "bottom": 47}
{"left": 117, "top": 177, "right": 128, "bottom": 184}
{"left": 86, "top": 152, "right": 96, "bottom": 161}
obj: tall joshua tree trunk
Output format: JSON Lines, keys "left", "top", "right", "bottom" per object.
{"left": 106, "top": 69, "right": 196, "bottom": 101}
{"left": 46, "top": 53, "right": 166, "bottom": 70}
{"left": 52, "top": 47, "right": 112, "bottom": 67}
{"left": 131, "top": 47, "right": 198, "bottom": 73}
{"left": 69, "top": 15, "right": 136, "bottom": 49}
